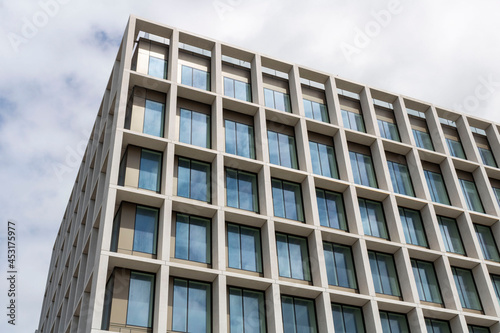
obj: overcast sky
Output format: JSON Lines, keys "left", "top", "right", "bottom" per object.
{"left": 1, "top": 0, "right": 500, "bottom": 332}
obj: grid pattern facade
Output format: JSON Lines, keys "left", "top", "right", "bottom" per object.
{"left": 37, "top": 16, "right": 500, "bottom": 333}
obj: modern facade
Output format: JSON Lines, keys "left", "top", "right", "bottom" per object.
{"left": 37, "top": 15, "right": 500, "bottom": 333}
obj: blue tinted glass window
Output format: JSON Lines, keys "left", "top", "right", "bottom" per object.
{"left": 225, "top": 119, "right": 255, "bottom": 159}
{"left": 378, "top": 119, "right": 400, "bottom": 141}
{"left": 226, "top": 168, "right": 258, "bottom": 212}
{"left": 138, "top": 149, "right": 162, "bottom": 192}
{"left": 424, "top": 170, "right": 450, "bottom": 205}
{"left": 316, "top": 188, "right": 347, "bottom": 230}
{"left": 411, "top": 259, "right": 442, "bottom": 304}
{"left": 179, "top": 108, "right": 211, "bottom": 148}
{"left": 309, "top": 141, "right": 338, "bottom": 178}
{"left": 438, "top": 216, "right": 465, "bottom": 255}
{"left": 127, "top": 272, "right": 154, "bottom": 328}
{"left": 399, "top": 207, "right": 427, "bottom": 247}
{"left": 276, "top": 233, "right": 311, "bottom": 281}
{"left": 227, "top": 223, "right": 262, "bottom": 273}
{"left": 133, "top": 206, "right": 159, "bottom": 254}
{"left": 281, "top": 296, "right": 317, "bottom": 333}
{"left": 387, "top": 161, "right": 414, "bottom": 196}
{"left": 380, "top": 311, "right": 409, "bottom": 333}
{"left": 148, "top": 56, "right": 167, "bottom": 79}
{"left": 359, "top": 198, "right": 388, "bottom": 239}
{"left": 172, "top": 279, "right": 211, "bottom": 333}
{"left": 303, "top": 99, "right": 329, "bottom": 122}
{"left": 323, "top": 242, "right": 357, "bottom": 289}
{"left": 369, "top": 251, "right": 401, "bottom": 296}
{"left": 332, "top": 303, "right": 364, "bottom": 333}
{"left": 350, "top": 151, "right": 377, "bottom": 188}
{"left": 177, "top": 157, "right": 211, "bottom": 202}
{"left": 272, "top": 179, "right": 304, "bottom": 222}
{"left": 229, "top": 288, "right": 266, "bottom": 333}
{"left": 268, "top": 130, "right": 298, "bottom": 169}
{"left": 452, "top": 266, "right": 482, "bottom": 311}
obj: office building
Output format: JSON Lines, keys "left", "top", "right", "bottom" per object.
{"left": 37, "top": 15, "right": 500, "bottom": 333}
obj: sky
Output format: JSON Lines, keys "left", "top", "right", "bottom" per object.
{"left": 0, "top": 0, "right": 500, "bottom": 332}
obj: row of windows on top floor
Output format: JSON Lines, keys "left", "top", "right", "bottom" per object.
{"left": 126, "top": 91, "right": 500, "bottom": 172}
{"left": 101, "top": 262, "right": 498, "bottom": 333}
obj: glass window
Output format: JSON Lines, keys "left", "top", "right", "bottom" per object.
{"left": 143, "top": 99, "right": 165, "bottom": 137}
{"left": 101, "top": 274, "right": 114, "bottom": 330}
{"left": 172, "top": 278, "right": 211, "bottom": 333}
{"left": 413, "top": 129, "right": 434, "bottom": 150}
{"left": 271, "top": 179, "right": 304, "bottom": 222}
{"left": 411, "top": 259, "right": 442, "bottom": 304}
{"left": 494, "top": 187, "right": 500, "bottom": 207}
{"left": 468, "top": 325, "right": 491, "bottom": 333}
{"left": 225, "top": 119, "right": 255, "bottom": 159}
{"left": 177, "top": 157, "right": 211, "bottom": 202}
{"left": 227, "top": 223, "right": 262, "bottom": 273}
{"left": 387, "top": 161, "right": 414, "bottom": 196}
{"left": 264, "top": 88, "right": 291, "bottom": 112}
{"left": 350, "top": 151, "right": 378, "bottom": 188}
{"left": 224, "top": 77, "right": 251, "bottom": 102}
{"left": 148, "top": 55, "right": 167, "bottom": 79}
{"left": 491, "top": 274, "right": 500, "bottom": 304}
{"left": 268, "top": 130, "right": 298, "bottom": 169}
{"left": 424, "top": 170, "right": 450, "bottom": 205}
{"left": 179, "top": 108, "right": 211, "bottom": 148}
{"left": 181, "top": 65, "right": 210, "bottom": 91}
{"left": 459, "top": 178, "right": 484, "bottom": 213}
{"left": 425, "top": 318, "right": 451, "bottom": 333}
{"left": 359, "top": 198, "right": 388, "bottom": 239}
{"left": 127, "top": 272, "right": 155, "bottom": 328}
{"left": 368, "top": 251, "right": 401, "bottom": 297}
{"left": 303, "top": 99, "right": 329, "bottom": 122}
{"left": 379, "top": 311, "right": 409, "bottom": 333}
{"left": 438, "top": 216, "right": 466, "bottom": 255}
{"left": 138, "top": 149, "right": 162, "bottom": 192}
{"left": 446, "top": 138, "right": 466, "bottom": 159}
{"left": 378, "top": 119, "right": 400, "bottom": 142}
{"left": 323, "top": 242, "right": 357, "bottom": 289}
{"left": 474, "top": 224, "right": 500, "bottom": 262}
{"left": 226, "top": 168, "right": 258, "bottom": 212}
{"left": 276, "top": 233, "right": 311, "bottom": 281}
{"left": 175, "top": 213, "right": 211, "bottom": 264}
{"left": 478, "top": 147, "right": 497, "bottom": 167}
{"left": 399, "top": 207, "right": 427, "bottom": 247}
{"left": 133, "top": 206, "right": 159, "bottom": 254}
{"left": 342, "top": 109, "right": 365, "bottom": 132}
{"left": 281, "top": 296, "right": 317, "bottom": 333}
{"left": 316, "top": 188, "right": 347, "bottom": 230}
{"left": 309, "top": 141, "right": 338, "bottom": 178}
{"left": 452, "top": 266, "right": 482, "bottom": 311}
{"left": 229, "top": 287, "right": 266, "bottom": 333}
{"left": 332, "top": 303, "right": 364, "bottom": 333}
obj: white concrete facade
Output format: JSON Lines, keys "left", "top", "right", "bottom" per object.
{"left": 37, "top": 16, "right": 500, "bottom": 333}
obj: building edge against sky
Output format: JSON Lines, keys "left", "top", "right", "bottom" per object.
{"left": 37, "top": 15, "right": 500, "bottom": 333}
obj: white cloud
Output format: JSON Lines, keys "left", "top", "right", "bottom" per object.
{"left": 1, "top": 0, "right": 500, "bottom": 331}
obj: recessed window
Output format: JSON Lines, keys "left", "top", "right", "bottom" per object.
{"left": 181, "top": 65, "right": 210, "bottom": 90}
{"left": 229, "top": 287, "right": 266, "bottom": 332}
{"left": 493, "top": 187, "right": 500, "bottom": 207}
{"left": 310, "top": 141, "right": 338, "bottom": 178}
{"left": 474, "top": 224, "right": 500, "bottom": 262}
{"left": 111, "top": 204, "right": 159, "bottom": 255}
{"left": 359, "top": 198, "right": 388, "bottom": 239}
{"left": 323, "top": 242, "right": 357, "bottom": 289}
{"left": 425, "top": 318, "right": 450, "bottom": 333}
{"left": 172, "top": 278, "right": 211, "bottom": 333}
{"left": 468, "top": 325, "right": 491, "bottom": 333}
{"left": 225, "top": 119, "right": 255, "bottom": 159}
{"left": 179, "top": 108, "right": 211, "bottom": 148}
{"left": 459, "top": 178, "right": 484, "bottom": 213}
{"left": 447, "top": 138, "right": 466, "bottom": 159}
{"left": 413, "top": 129, "right": 434, "bottom": 150}
{"left": 368, "top": 251, "right": 401, "bottom": 297}
{"left": 387, "top": 160, "right": 414, "bottom": 196}
{"left": 303, "top": 99, "right": 329, "bottom": 122}
{"left": 451, "top": 266, "right": 482, "bottom": 311}
{"left": 379, "top": 311, "right": 409, "bottom": 333}
{"left": 332, "top": 303, "right": 364, "bottom": 333}
{"left": 224, "top": 77, "right": 251, "bottom": 102}
{"left": 342, "top": 109, "right": 365, "bottom": 132}
{"left": 479, "top": 147, "right": 497, "bottom": 167}
{"left": 148, "top": 55, "right": 167, "bottom": 79}
{"left": 378, "top": 119, "right": 400, "bottom": 142}
{"left": 264, "top": 88, "right": 291, "bottom": 112}
{"left": 226, "top": 168, "right": 258, "bottom": 212}
{"left": 490, "top": 274, "right": 500, "bottom": 304}
{"left": 271, "top": 179, "right": 304, "bottom": 222}
{"left": 138, "top": 149, "right": 162, "bottom": 192}
{"left": 174, "top": 213, "right": 211, "bottom": 264}
{"left": 424, "top": 169, "right": 450, "bottom": 205}
{"left": 350, "top": 151, "right": 378, "bottom": 188}
{"left": 411, "top": 259, "right": 442, "bottom": 304}
{"left": 276, "top": 233, "right": 311, "bottom": 281}
{"left": 281, "top": 295, "right": 317, "bottom": 333}
{"left": 177, "top": 157, "right": 211, "bottom": 203}
{"left": 316, "top": 188, "right": 347, "bottom": 230}
{"left": 143, "top": 99, "right": 165, "bottom": 137}
{"left": 399, "top": 207, "right": 427, "bottom": 247}
{"left": 438, "top": 216, "right": 465, "bottom": 255}
{"left": 227, "top": 223, "right": 262, "bottom": 273}
{"left": 127, "top": 272, "right": 155, "bottom": 328}
{"left": 268, "top": 130, "right": 298, "bottom": 169}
